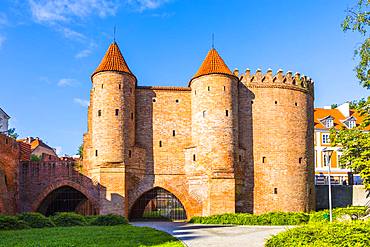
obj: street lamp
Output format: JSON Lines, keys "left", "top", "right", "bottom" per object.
{"left": 323, "top": 147, "right": 334, "bottom": 222}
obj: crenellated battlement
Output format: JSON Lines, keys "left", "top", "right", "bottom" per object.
{"left": 235, "top": 68, "right": 314, "bottom": 97}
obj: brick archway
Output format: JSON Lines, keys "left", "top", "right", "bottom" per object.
{"left": 32, "top": 180, "right": 99, "bottom": 213}
{"left": 129, "top": 183, "right": 202, "bottom": 220}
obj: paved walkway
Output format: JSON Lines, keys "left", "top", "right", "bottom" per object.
{"left": 132, "top": 221, "right": 291, "bottom": 247}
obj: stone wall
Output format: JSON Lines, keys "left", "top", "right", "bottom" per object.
{"left": 0, "top": 134, "right": 20, "bottom": 214}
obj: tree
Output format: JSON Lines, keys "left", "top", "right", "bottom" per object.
{"left": 7, "top": 128, "right": 19, "bottom": 139}
{"left": 330, "top": 1, "right": 370, "bottom": 189}
{"left": 77, "top": 144, "right": 83, "bottom": 159}
{"left": 30, "top": 154, "right": 41, "bottom": 162}
{"left": 342, "top": 0, "right": 370, "bottom": 88}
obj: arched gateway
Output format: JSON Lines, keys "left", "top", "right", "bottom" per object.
{"left": 129, "top": 187, "right": 187, "bottom": 221}
{"left": 36, "top": 186, "right": 98, "bottom": 216}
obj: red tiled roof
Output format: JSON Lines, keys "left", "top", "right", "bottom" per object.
{"left": 92, "top": 42, "right": 135, "bottom": 78}
{"left": 190, "top": 48, "right": 234, "bottom": 83}
{"left": 314, "top": 108, "right": 370, "bottom": 130}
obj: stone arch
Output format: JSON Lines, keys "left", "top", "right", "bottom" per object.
{"left": 129, "top": 186, "right": 188, "bottom": 221}
{"left": 32, "top": 180, "right": 99, "bottom": 215}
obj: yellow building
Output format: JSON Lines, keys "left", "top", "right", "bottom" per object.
{"left": 314, "top": 102, "right": 369, "bottom": 185}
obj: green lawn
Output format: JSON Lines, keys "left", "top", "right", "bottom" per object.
{"left": 0, "top": 224, "right": 183, "bottom": 247}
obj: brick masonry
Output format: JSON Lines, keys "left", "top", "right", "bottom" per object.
{"left": 83, "top": 60, "right": 315, "bottom": 218}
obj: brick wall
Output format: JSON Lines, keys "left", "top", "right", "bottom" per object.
{"left": 0, "top": 134, "right": 20, "bottom": 214}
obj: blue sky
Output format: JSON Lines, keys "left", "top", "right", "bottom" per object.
{"left": 0, "top": 0, "right": 368, "bottom": 155}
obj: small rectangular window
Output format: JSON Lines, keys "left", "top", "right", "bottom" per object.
{"left": 193, "top": 154, "right": 196, "bottom": 161}
{"left": 262, "top": 156, "right": 266, "bottom": 163}
{"left": 173, "top": 130, "right": 176, "bottom": 136}
{"left": 119, "top": 84, "right": 121, "bottom": 89}
{"left": 274, "top": 188, "right": 278, "bottom": 194}
{"left": 95, "top": 150, "right": 98, "bottom": 156}
{"left": 176, "top": 99, "right": 179, "bottom": 103}
{"left": 208, "top": 86, "right": 210, "bottom": 91}
{"left": 129, "top": 150, "right": 132, "bottom": 158}
{"left": 239, "top": 155, "right": 242, "bottom": 162}
{"left": 159, "top": 141, "right": 162, "bottom": 147}
{"left": 115, "top": 109, "right": 119, "bottom": 116}
{"left": 98, "top": 110, "right": 101, "bottom": 116}
{"left": 226, "top": 110, "right": 229, "bottom": 116}
{"left": 223, "top": 86, "right": 226, "bottom": 91}
{"left": 299, "top": 157, "right": 302, "bottom": 164}
{"left": 131, "top": 112, "right": 134, "bottom": 120}
{"left": 195, "top": 90, "right": 197, "bottom": 95}
{"left": 322, "top": 134, "right": 330, "bottom": 144}
{"left": 203, "top": 110, "right": 206, "bottom": 118}
{"left": 101, "top": 84, "right": 103, "bottom": 88}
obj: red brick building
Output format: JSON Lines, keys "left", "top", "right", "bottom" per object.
{"left": 82, "top": 42, "right": 315, "bottom": 219}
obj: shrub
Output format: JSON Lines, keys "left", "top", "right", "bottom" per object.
{"left": 0, "top": 215, "right": 29, "bottom": 230}
{"left": 189, "top": 212, "right": 309, "bottom": 225}
{"left": 17, "top": 212, "right": 55, "bottom": 228}
{"left": 90, "top": 214, "right": 128, "bottom": 226}
{"left": 85, "top": 215, "right": 98, "bottom": 225}
{"left": 52, "top": 212, "right": 87, "bottom": 227}
{"left": 309, "top": 206, "right": 367, "bottom": 222}
{"left": 266, "top": 222, "right": 370, "bottom": 247}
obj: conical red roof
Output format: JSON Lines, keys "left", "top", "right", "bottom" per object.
{"left": 191, "top": 48, "right": 233, "bottom": 81}
{"left": 92, "top": 42, "right": 135, "bottom": 78}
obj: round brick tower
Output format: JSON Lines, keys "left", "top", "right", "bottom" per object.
{"left": 241, "top": 69, "right": 315, "bottom": 213}
{"left": 189, "top": 48, "right": 239, "bottom": 215}
{"left": 90, "top": 42, "right": 136, "bottom": 167}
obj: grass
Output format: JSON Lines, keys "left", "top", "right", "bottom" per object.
{"left": 0, "top": 224, "right": 183, "bottom": 247}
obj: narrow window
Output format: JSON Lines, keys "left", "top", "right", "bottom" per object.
{"left": 208, "top": 86, "right": 210, "bottom": 91}
{"left": 223, "top": 86, "right": 226, "bottom": 91}
{"left": 275, "top": 101, "right": 278, "bottom": 104}
{"left": 295, "top": 102, "right": 298, "bottom": 106}
{"left": 299, "top": 157, "right": 302, "bottom": 164}
{"left": 251, "top": 101, "right": 254, "bottom": 104}
{"left": 239, "top": 155, "right": 242, "bottom": 162}
{"left": 5, "top": 138, "right": 8, "bottom": 144}
{"left": 195, "top": 90, "right": 197, "bottom": 95}
{"left": 101, "top": 84, "right": 103, "bottom": 89}
{"left": 98, "top": 110, "right": 101, "bottom": 116}
{"left": 173, "top": 130, "right": 176, "bottom": 136}
{"left": 176, "top": 99, "right": 179, "bottom": 103}
{"left": 159, "top": 141, "right": 162, "bottom": 147}
{"left": 131, "top": 112, "right": 134, "bottom": 120}
{"left": 119, "top": 84, "right": 121, "bottom": 89}
{"left": 153, "top": 98, "right": 156, "bottom": 103}
{"left": 226, "top": 110, "right": 229, "bottom": 116}
{"left": 309, "top": 188, "right": 312, "bottom": 195}
{"left": 115, "top": 109, "right": 119, "bottom": 116}
{"left": 193, "top": 154, "right": 196, "bottom": 161}
{"left": 203, "top": 110, "right": 206, "bottom": 118}
{"left": 129, "top": 150, "right": 132, "bottom": 158}
{"left": 274, "top": 188, "right": 278, "bottom": 194}
{"left": 95, "top": 150, "right": 98, "bottom": 156}
{"left": 262, "top": 156, "right": 266, "bottom": 163}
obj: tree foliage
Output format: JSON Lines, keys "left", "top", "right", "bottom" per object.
{"left": 342, "top": 0, "right": 370, "bottom": 88}
{"left": 7, "top": 128, "right": 19, "bottom": 139}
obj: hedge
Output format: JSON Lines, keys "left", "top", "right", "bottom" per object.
{"left": 52, "top": 212, "right": 88, "bottom": 227}
{"left": 0, "top": 215, "right": 29, "bottom": 230}
{"left": 17, "top": 212, "right": 55, "bottom": 228}
{"left": 266, "top": 222, "right": 370, "bottom": 247}
{"left": 189, "top": 206, "right": 368, "bottom": 225}
{"left": 90, "top": 214, "right": 128, "bottom": 226}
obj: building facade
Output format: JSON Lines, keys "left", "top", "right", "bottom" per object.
{"left": 82, "top": 42, "right": 316, "bottom": 219}
{"left": 0, "top": 107, "right": 10, "bottom": 134}
{"left": 314, "top": 103, "right": 369, "bottom": 185}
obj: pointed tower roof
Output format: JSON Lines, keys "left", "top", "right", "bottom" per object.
{"left": 92, "top": 42, "right": 136, "bottom": 81}
{"left": 190, "top": 48, "right": 235, "bottom": 84}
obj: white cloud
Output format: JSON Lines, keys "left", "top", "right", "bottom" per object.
{"left": 74, "top": 98, "right": 89, "bottom": 107}
{"left": 55, "top": 146, "right": 62, "bottom": 156}
{"left": 28, "top": 0, "right": 118, "bottom": 24}
{"left": 128, "top": 0, "right": 170, "bottom": 11}
{"left": 75, "top": 49, "right": 91, "bottom": 58}
{"left": 0, "top": 13, "right": 8, "bottom": 26}
{"left": 59, "top": 27, "right": 86, "bottom": 41}
{"left": 58, "top": 78, "right": 78, "bottom": 87}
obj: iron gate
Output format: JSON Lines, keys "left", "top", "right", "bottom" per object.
{"left": 130, "top": 187, "right": 187, "bottom": 221}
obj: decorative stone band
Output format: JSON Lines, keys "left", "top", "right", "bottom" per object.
{"left": 137, "top": 86, "right": 192, "bottom": 91}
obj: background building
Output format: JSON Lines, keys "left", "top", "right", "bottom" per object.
{"left": 314, "top": 102, "right": 369, "bottom": 185}
{"left": 0, "top": 107, "right": 10, "bottom": 134}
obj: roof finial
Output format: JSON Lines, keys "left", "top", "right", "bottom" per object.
{"left": 113, "top": 25, "right": 116, "bottom": 43}
{"left": 212, "top": 33, "right": 215, "bottom": 49}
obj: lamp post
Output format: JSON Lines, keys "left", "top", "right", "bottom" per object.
{"left": 323, "top": 147, "right": 334, "bottom": 222}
